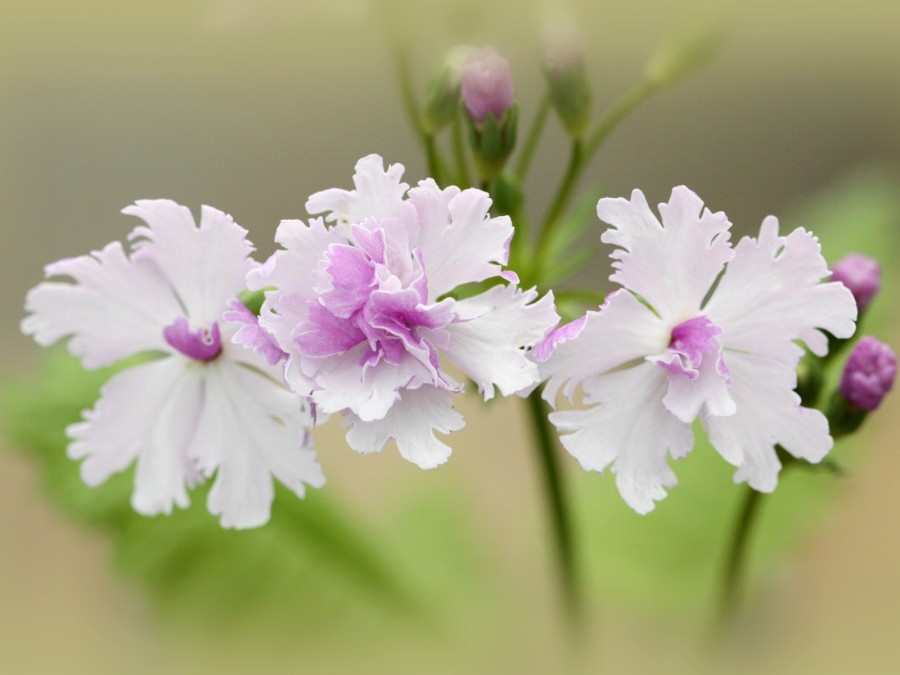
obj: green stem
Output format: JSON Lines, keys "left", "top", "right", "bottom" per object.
{"left": 533, "top": 79, "right": 660, "bottom": 284}
{"left": 424, "top": 134, "right": 444, "bottom": 185}
{"left": 717, "top": 486, "right": 763, "bottom": 631}
{"left": 393, "top": 47, "right": 446, "bottom": 183}
{"left": 526, "top": 389, "right": 582, "bottom": 633}
{"left": 584, "top": 79, "right": 657, "bottom": 159}
{"left": 451, "top": 116, "right": 471, "bottom": 187}
{"left": 514, "top": 95, "right": 551, "bottom": 181}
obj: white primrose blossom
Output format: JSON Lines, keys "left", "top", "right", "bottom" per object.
{"left": 244, "top": 155, "right": 559, "bottom": 468}
{"left": 537, "top": 187, "right": 858, "bottom": 513}
{"left": 21, "top": 200, "right": 324, "bottom": 528}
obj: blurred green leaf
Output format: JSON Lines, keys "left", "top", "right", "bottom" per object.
{"left": 0, "top": 350, "right": 491, "bottom": 641}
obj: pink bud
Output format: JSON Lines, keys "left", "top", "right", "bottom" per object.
{"left": 831, "top": 253, "right": 881, "bottom": 312}
{"left": 461, "top": 47, "right": 514, "bottom": 123}
{"left": 840, "top": 337, "right": 896, "bottom": 411}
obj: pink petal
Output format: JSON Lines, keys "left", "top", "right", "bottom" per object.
{"left": 597, "top": 186, "right": 734, "bottom": 322}
{"left": 705, "top": 217, "right": 857, "bottom": 363}
{"left": 445, "top": 285, "right": 559, "bottom": 400}
{"left": 540, "top": 290, "right": 669, "bottom": 405}
{"left": 22, "top": 241, "right": 182, "bottom": 368}
{"left": 66, "top": 357, "right": 204, "bottom": 515}
{"left": 124, "top": 200, "right": 255, "bottom": 322}
{"left": 550, "top": 361, "right": 694, "bottom": 514}
{"left": 343, "top": 385, "right": 465, "bottom": 468}
{"left": 190, "top": 362, "right": 324, "bottom": 530}
{"left": 702, "top": 351, "right": 833, "bottom": 492}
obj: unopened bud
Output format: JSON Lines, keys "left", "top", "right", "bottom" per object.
{"left": 423, "top": 46, "right": 469, "bottom": 135}
{"left": 831, "top": 253, "right": 881, "bottom": 313}
{"left": 839, "top": 337, "right": 896, "bottom": 411}
{"left": 540, "top": 16, "right": 591, "bottom": 138}
{"left": 461, "top": 46, "right": 515, "bottom": 124}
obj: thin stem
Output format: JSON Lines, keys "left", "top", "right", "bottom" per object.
{"left": 533, "top": 79, "right": 660, "bottom": 284}
{"left": 526, "top": 389, "right": 582, "bottom": 634}
{"left": 393, "top": 46, "right": 446, "bottom": 182}
{"left": 717, "top": 486, "right": 764, "bottom": 630}
{"left": 514, "top": 95, "right": 551, "bottom": 181}
{"left": 584, "top": 79, "right": 657, "bottom": 159}
{"left": 451, "top": 115, "right": 471, "bottom": 187}
{"left": 424, "top": 134, "right": 444, "bottom": 185}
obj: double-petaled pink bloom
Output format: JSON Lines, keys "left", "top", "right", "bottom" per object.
{"left": 538, "top": 187, "right": 858, "bottom": 513}
{"left": 246, "top": 155, "right": 558, "bottom": 468}
{"left": 22, "top": 201, "right": 324, "bottom": 528}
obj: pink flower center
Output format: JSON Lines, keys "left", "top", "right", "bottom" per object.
{"left": 656, "top": 315, "right": 723, "bottom": 380}
{"left": 296, "top": 223, "right": 456, "bottom": 383}
{"left": 163, "top": 316, "right": 222, "bottom": 361}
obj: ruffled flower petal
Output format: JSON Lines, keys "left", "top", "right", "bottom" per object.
{"left": 705, "top": 217, "right": 858, "bottom": 363}
{"left": 343, "top": 385, "right": 465, "bottom": 468}
{"left": 597, "top": 186, "right": 734, "bottom": 322}
{"left": 411, "top": 182, "right": 514, "bottom": 299}
{"left": 66, "top": 357, "right": 204, "bottom": 515}
{"left": 550, "top": 362, "right": 694, "bottom": 514}
{"left": 703, "top": 351, "right": 833, "bottom": 492}
{"left": 189, "top": 362, "right": 324, "bottom": 529}
{"left": 444, "top": 284, "right": 559, "bottom": 400}
{"left": 539, "top": 289, "right": 669, "bottom": 405}
{"left": 305, "top": 154, "right": 418, "bottom": 235}
{"left": 223, "top": 299, "right": 287, "bottom": 366}
{"left": 21, "top": 242, "right": 182, "bottom": 368}
{"left": 124, "top": 200, "right": 255, "bottom": 322}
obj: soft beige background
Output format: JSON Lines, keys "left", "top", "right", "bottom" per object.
{"left": 1, "top": 0, "right": 899, "bottom": 673}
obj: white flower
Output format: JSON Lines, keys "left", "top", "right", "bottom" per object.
{"left": 246, "top": 155, "right": 558, "bottom": 468}
{"left": 22, "top": 200, "right": 324, "bottom": 528}
{"left": 538, "top": 187, "right": 857, "bottom": 513}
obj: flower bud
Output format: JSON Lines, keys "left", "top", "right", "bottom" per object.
{"left": 839, "top": 337, "right": 897, "bottom": 411}
{"left": 831, "top": 253, "right": 881, "bottom": 313}
{"left": 461, "top": 47, "right": 515, "bottom": 124}
{"left": 540, "top": 16, "right": 591, "bottom": 138}
{"left": 423, "top": 46, "right": 469, "bottom": 135}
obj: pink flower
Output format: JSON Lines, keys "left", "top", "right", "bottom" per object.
{"left": 538, "top": 187, "right": 857, "bottom": 513}
{"left": 247, "top": 155, "right": 558, "bottom": 468}
{"left": 22, "top": 200, "right": 324, "bottom": 528}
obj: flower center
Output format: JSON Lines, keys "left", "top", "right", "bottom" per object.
{"left": 297, "top": 223, "right": 455, "bottom": 381}
{"left": 163, "top": 316, "right": 222, "bottom": 361}
{"left": 656, "top": 315, "right": 723, "bottom": 379}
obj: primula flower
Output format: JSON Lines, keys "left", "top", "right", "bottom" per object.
{"left": 246, "top": 155, "right": 558, "bottom": 468}
{"left": 21, "top": 200, "right": 324, "bottom": 528}
{"left": 538, "top": 187, "right": 857, "bottom": 513}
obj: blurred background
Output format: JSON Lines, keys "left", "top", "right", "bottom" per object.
{"left": 1, "top": 0, "right": 898, "bottom": 673}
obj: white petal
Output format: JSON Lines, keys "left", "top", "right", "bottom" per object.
{"left": 444, "top": 285, "right": 558, "bottom": 400}
{"left": 311, "top": 345, "right": 435, "bottom": 422}
{"left": 551, "top": 362, "right": 693, "bottom": 514}
{"left": 343, "top": 386, "right": 465, "bottom": 468}
{"left": 21, "top": 242, "right": 181, "bottom": 368}
{"left": 597, "top": 187, "right": 734, "bottom": 322}
{"left": 703, "top": 351, "right": 833, "bottom": 493}
{"left": 705, "top": 217, "right": 857, "bottom": 363}
{"left": 66, "top": 357, "right": 203, "bottom": 515}
{"left": 540, "top": 290, "right": 669, "bottom": 405}
{"left": 305, "top": 154, "right": 418, "bottom": 235}
{"left": 124, "top": 200, "right": 255, "bottom": 322}
{"left": 190, "top": 362, "right": 324, "bottom": 530}
{"left": 412, "top": 184, "right": 513, "bottom": 299}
